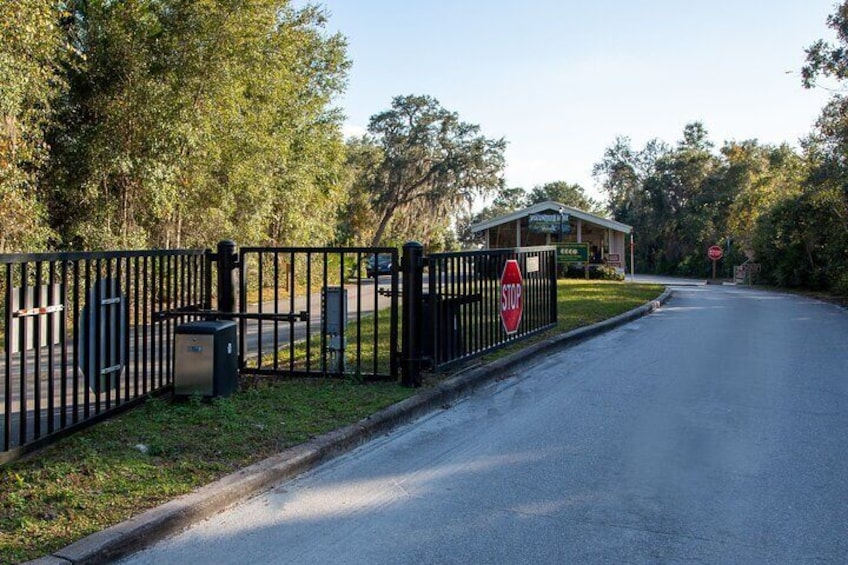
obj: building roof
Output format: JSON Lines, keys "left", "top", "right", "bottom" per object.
{"left": 469, "top": 200, "right": 633, "bottom": 234}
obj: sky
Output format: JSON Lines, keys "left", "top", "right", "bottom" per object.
{"left": 313, "top": 1, "right": 838, "bottom": 202}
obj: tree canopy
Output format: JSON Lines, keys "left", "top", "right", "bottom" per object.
{"left": 352, "top": 94, "right": 507, "bottom": 248}
{"left": 2, "top": 0, "right": 848, "bottom": 296}
{"left": 0, "top": 0, "right": 68, "bottom": 251}
{"left": 526, "top": 181, "right": 605, "bottom": 216}
{"left": 44, "top": 0, "right": 349, "bottom": 249}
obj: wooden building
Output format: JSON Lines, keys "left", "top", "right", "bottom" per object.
{"left": 469, "top": 200, "right": 633, "bottom": 270}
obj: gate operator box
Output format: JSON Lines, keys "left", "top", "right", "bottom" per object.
{"left": 323, "top": 287, "right": 348, "bottom": 335}
{"left": 174, "top": 320, "right": 238, "bottom": 398}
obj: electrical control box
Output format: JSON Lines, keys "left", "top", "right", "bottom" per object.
{"left": 174, "top": 320, "right": 237, "bottom": 398}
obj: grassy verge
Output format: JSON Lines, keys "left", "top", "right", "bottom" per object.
{"left": 0, "top": 280, "right": 662, "bottom": 563}
{"left": 474, "top": 279, "right": 664, "bottom": 364}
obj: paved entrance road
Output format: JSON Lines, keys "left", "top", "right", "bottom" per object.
{"left": 122, "top": 286, "right": 848, "bottom": 564}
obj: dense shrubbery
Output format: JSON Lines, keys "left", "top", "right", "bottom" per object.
{"left": 562, "top": 264, "right": 625, "bottom": 281}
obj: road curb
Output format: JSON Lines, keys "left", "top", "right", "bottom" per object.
{"left": 28, "top": 287, "right": 673, "bottom": 565}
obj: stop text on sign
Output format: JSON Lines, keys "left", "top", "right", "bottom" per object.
{"left": 708, "top": 245, "right": 723, "bottom": 260}
{"left": 501, "top": 283, "right": 522, "bottom": 311}
{"left": 500, "top": 259, "right": 524, "bottom": 335}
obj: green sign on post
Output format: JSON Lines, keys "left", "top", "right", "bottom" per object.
{"left": 556, "top": 243, "right": 589, "bottom": 263}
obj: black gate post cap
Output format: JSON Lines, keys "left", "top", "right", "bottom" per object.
{"left": 403, "top": 241, "right": 423, "bottom": 249}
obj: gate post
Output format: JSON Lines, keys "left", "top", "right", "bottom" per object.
{"left": 549, "top": 248, "right": 558, "bottom": 325}
{"left": 401, "top": 241, "right": 424, "bottom": 387}
{"left": 217, "top": 240, "right": 238, "bottom": 320}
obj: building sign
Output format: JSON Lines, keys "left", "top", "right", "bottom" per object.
{"left": 528, "top": 213, "right": 570, "bottom": 235}
{"left": 556, "top": 243, "right": 589, "bottom": 263}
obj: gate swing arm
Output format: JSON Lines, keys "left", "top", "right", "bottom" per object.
{"left": 154, "top": 306, "right": 309, "bottom": 323}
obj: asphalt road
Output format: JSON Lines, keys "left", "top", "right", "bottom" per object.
{"left": 121, "top": 285, "right": 848, "bottom": 564}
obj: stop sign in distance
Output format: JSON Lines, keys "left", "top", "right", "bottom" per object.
{"left": 708, "top": 245, "right": 723, "bottom": 261}
{"left": 500, "top": 259, "right": 523, "bottom": 335}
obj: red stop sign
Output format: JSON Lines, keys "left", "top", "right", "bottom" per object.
{"left": 500, "top": 259, "right": 523, "bottom": 335}
{"left": 708, "top": 245, "right": 723, "bottom": 260}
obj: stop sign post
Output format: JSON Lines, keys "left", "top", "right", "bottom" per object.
{"left": 500, "top": 260, "right": 523, "bottom": 335}
{"left": 708, "top": 245, "right": 723, "bottom": 280}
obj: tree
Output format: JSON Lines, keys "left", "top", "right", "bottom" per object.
{"left": 591, "top": 123, "right": 792, "bottom": 276}
{"left": 455, "top": 186, "right": 527, "bottom": 247}
{"left": 359, "top": 95, "right": 506, "bottom": 247}
{"left": 0, "top": 0, "right": 66, "bottom": 251}
{"left": 525, "top": 181, "right": 605, "bottom": 215}
{"left": 754, "top": 0, "right": 848, "bottom": 293}
{"left": 802, "top": 2, "right": 848, "bottom": 88}
{"left": 723, "top": 141, "right": 803, "bottom": 256}
{"left": 47, "top": 0, "right": 349, "bottom": 249}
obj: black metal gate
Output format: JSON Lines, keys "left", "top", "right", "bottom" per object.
{"left": 0, "top": 248, "right": 209, "bottom": 461}
{"left": 1, "top": 240, "right": 557, "bottom": 463}
{"left": 398, "top": 242, "right": 558, "bottom": 386}
{"left": 424, "top": 246, "right": 558, "bottom": 370}
{"left": 236, "top": 246, "right": 400, "bottom": 381}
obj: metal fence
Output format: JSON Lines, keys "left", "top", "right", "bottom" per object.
{"left": 423, "top": 246, "right": 558, "bottom": 370}
{"left": 0, "top": 248, "right": 209, "bottom": 462}
{"left": 398, "top": 243, "right": 558, "bottom": 384}
{"left": 237, "top": 247, "right": 399, "bottom": 381}
{"left": 1, "top": 241, "right": 559, "bottom": 462}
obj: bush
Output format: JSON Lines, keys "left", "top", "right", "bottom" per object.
{"left": 561, "top": 264, "right": 624, "bottom": 281}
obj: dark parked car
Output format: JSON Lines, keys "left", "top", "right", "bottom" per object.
{"left": 366, "top": 254, "right": 393, "bottom": 277}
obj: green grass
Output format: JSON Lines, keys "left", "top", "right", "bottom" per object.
{"left": 475, "top": 280, "right": 663, "bottom": 363}
{"left": 555, "top": 279, "right": 664, "bottom": 330}
{"left": 0, "top": 280, "right": 663, "bottom": 563}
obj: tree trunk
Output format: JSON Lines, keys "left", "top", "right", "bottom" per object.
{"left": 370, "top": 205, "right": 395, "bottom": 248}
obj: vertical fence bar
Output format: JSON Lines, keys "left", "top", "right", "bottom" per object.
{"left": 73, "top": 259, "right": 81, "bottom": 423}
{"left": 33, "top": 261, "right": 42, "bottom": 439}
{"left": 290, "top": 251, "right": 297, "bottom": 373}
{"left": 238, "top": 251, "right": 247, "bottom": 372}
{"left": 204, "top": 250, "right": 213, "bottom": 312}
{"left": 105, "top": 258, "right": 113, "bottom": 410}
{"left": 93, "top": 258, "right": 102, "bottom": 414}
{"left": 19, "top": 262, "right": 29, "bottom": 445}
{"left": 355, "top": 251, "right": 363, "bottom": 373}
{"left": 550, "top": 249, "right": 558, "bottom": 324}
{"left": 389, "top": 249, "right": 399, "bottom": 380}
{"left": 371, "top": 252, "right": 379, "bottom": 376}
{"left": 273, "top": 251, "right": 279, "bottom": 371}
{"left": 321, "top": 253, "right": 328, "bottom": 375}
{"left": 132, "top": 256, "right": 139, "bottom": 399}
{"left": 338, "top": 250, "right": 346, "bottom": 378}
{"left": 46, "top": 261, "right": 56, "bottom": 434}
{"left": 165, "top": 255, "right": 173, "bottom": 386}
{"left": 257, "top": 252, "right": 265, "bottom": 368}
{"left": 60, "top": 259, "right": 68, "bottom": 429}
{"left": 305, "top": 252, "right": 312, "bottom": 373}
{"left": 4, "top": 264, "right": 12, "bottom": 451}
{"left": 156, "top": 255, "right": 164, "bottom": 390}
{"left": 142, "top": 256, "right": 149, "bottom": 395}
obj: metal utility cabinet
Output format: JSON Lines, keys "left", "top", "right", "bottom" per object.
{"left": 174, "top": 320, "right": 238, "bottom": 398}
